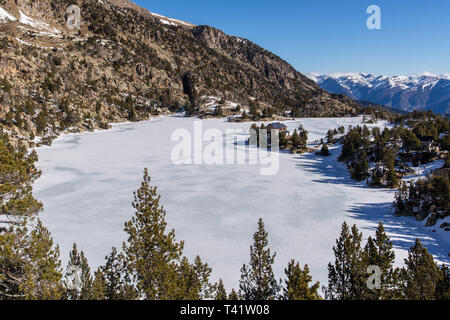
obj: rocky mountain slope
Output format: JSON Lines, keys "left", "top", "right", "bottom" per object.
{"left": 0, "top": 0, "right": 360, "bottom": 146}
{"left": 310, "top": 73, "right": 450, "bottom": 114}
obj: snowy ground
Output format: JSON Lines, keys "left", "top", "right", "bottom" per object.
{"left": 33, "top": 117, "right": 449, "bottom": 292}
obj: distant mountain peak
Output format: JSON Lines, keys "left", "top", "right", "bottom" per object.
{"left": 310, "top": 72, "right": 450, "bottom": 114}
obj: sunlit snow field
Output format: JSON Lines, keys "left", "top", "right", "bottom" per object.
{"left": 33, "top": 117, "right": 450, "bottom": 291}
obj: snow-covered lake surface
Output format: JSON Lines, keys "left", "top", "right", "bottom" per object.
{"left": 33, "top": 117, "right": 449, "bottom": 291}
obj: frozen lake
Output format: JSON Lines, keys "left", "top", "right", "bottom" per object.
{"left": 34, "top": 116, "right": 449, "bottom": 291}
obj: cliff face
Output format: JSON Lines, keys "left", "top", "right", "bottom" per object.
{"left": 0, "top": 0, "right": 359, "bottom": 145}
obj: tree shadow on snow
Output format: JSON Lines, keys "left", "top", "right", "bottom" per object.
{"left": 293, "top": 145, "right": 450, "bottom": 264}
{"left": 293, "top": 145, "right": 371, "bottom": 189}
{"left": 348, "top": 202, "right": 450, "bottom": 264}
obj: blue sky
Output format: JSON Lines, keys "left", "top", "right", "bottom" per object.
{"left": 133, "top": 0, "right": 449, "bottom": 76}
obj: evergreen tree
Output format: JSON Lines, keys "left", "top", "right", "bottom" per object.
{"left": 214, "top": 105, "right": 223, "bottom": 117}
{"left": 101, "top": 247, "right": 137, "bottom": 300}
{"left": 385, "top": 149, "right": 398, "bottom": 188}
{"left": 228, "top": 289, "right": 240, "bottom": 300}
{"left": 123, "top": 169, "right": 184, "bottom": 299}
{"left": 401, "top": 239, "right": 441, "bottom": 300}
{"left": 291, "top": 130, "right": 301, "bottom": 149}
{"left": 298, "top": 126, "right": 308, "bottom": 149}
{"left": 279, "top": 131, "right": 288, "bottom": 149}
{"left": 239, "top": 219, "right": 280, "bottom": 300}
{"left": 325, "top": 223, "right": 366, "bottom": 300}
{"left": 215, "top": 279, "right": 228, "bottom": 300}
{"left": 192, "top": 256, "right": 214, "bottom": 300}
{"left": 326, "top": 130, "right": 335, "bottom": 144}
{"left": 362, "top": 222, "right": 400, "bottom": 299}
{"left": 402, "top": 130, "right": 421, "bottom": 153}
{"left": 283, "top": 260, "right": 320, "bottom": 300}
{"left": 0, "top": 139, "right": 42, "bottom": 225}
{"left": 0, "top": 137, "right": 62, "bottom": 300}
{"left": 20, "top": 220, "right": 64, "bottom": 300}
{"left": 1, "top": 219, "right": 63, "bottom": 300}
{"left": 351, "top": 150, "right": 369, "bottom": 181}
{"left": 175, "top": 256, "right": 214, "bottom": 300}
{"left": 362, "top": 125, "right": 371, "bottom": 138}
{"left": 122, "top": 169, "right": 212, "bottom": 300}
{"left": 386, "top": 168, "right": 398, "bottom": 189}
{"left": 91, "top": 268, "right": 107, "bottom": 300}
{"left": 318, "top": 143, "right": 330, "bottom": 156}
{"left": 64, "top": 244, "right": 93, "bottom": 300}
{"left": 176, "top": 256, "right": 201, "bottom": 299}
{"left": 445, "top": 153, "right": 450, "bottom": 169}
{"left": 435, "top": 265, "right": 450, "bottom": 300}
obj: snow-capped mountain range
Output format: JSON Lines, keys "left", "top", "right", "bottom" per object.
{"left": 309, "top": 73, "right": 450, "bottom": 114}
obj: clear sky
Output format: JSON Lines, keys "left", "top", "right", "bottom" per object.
{"left": 132, "top": 0, "right": 450, "bottom": 76}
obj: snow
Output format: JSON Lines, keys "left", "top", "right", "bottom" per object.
{"left": 201, "top": 96, "right": 240, "bottom": 110}
{"left": 0, "top": 7, "right": 16, "bottom": 22}
{"left": 18, "top": 10, "right": 60, "bottom": 34}
{"left": 151, "top": 12, "right": 193, "bottom": 27}
{"left": 15, "top": 37, "right": 32, "bottom": 46}
{"left": 159, "top": 19, "right": 177, "bottom": 26}
{"left": 14, "top": 36, "right": 55, "bottom": 49}
{"left": 403, "top": 160, "right": 445, "bottom": 183}
{"left": 310, "top": 72, "right": 449, "bottom": 92}
{"left": 33, "top": 117, "right": 449, "bottom": 292}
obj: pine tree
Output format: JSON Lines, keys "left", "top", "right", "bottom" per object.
{"left": 326, "top": 130, "right": 335, "bottom": 144}
{"left": 291, "top": 130, "right": 301, "bottom": 149}
{"left": 175, "top": 256, "right": 214, "bottom": 300}
{"left": 299, "top": 127, "right": 308, "bottom": 149}
{"left": 435, "top": 265, "right": 450, "bottom": 300}
{"left": 445, "top": 153, "right": 450, "bottom": 169}
{"left": 279, "top": 131, "right": 288, "bottom": 149}
{"left": 91, "top": 268, "right": 107, "bottom": 300}
{"left": 0, "top": 137, "right": 62, "bottom": 300}
{"left": 17, "top": 220, "right": 64, "bottom": 300}
{"left": 318, "top": 143, "right": 330, "bottom": 156}
{"left": 101, "top": 247, "right": 137, "bottom": 300}
{"left": 123, "top": 169, "right": 185, "bottom": 300}
{"left": 215, "top": 279, "right": 227, "bottom": 300}
{"left": 325, "top": 223, "right": 366, "bottom": 300}
{"left": 283, "top": 260, "right": 320, "bottom": 300}
{"left": 64, "top": 244, "right": 93, "bottom": 300}
{"left": 0, "top": 139, "right": 42, "bottom": 225}
{"left": 362, "top": 222, "right": 400, "bottom": 299}
{"left": 192, "top": 256, "right": 214, "bottom": 300}
{"left": 386, "top": 168, "right": 398, "bottom": 189}
{"left": 215, "top": 105, "right": 223, "bottom": 117}
{"left": 228, "top": 289, "right": 240, "bottom": 300}
{"left": 122, "top": 169, "right": 212, "bottom": 300}
{"left": 357, "top": 150, "right": 369, "bottom": 181}
{"left": 176, "top": 256, "right": 201, "bottom": 299}
{"left": 401, "top": 239, "right": 441, "bottom": 300}
{"left": 239, "top": 219, "right": 280, "bottom": 300}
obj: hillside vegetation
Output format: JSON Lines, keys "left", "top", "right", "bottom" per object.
{"left": 0, "top": 0, "right": 360, "bottom": 147}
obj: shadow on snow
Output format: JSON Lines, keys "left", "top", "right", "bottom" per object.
{"left": 348, "top": 202, "right": 449, "bottom": 264}
{"left": 294, "top": 145, "right": 450, "bottom": 264}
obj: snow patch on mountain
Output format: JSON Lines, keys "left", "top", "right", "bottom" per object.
{"left": 151, "top": 12, "right": 194, "bottom": 27}
{"left": 18, "top": 10, "right": 61, "bottom": 34}
{"left": 0, "top": 6, "right": 16, "bottom": 22}
{"left": 309, "top": 72, "right": 450, "bottom": 114}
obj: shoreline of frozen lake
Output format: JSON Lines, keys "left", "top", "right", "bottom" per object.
{"left": 33, "top": 116, "right": 449, "bottom": 292}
